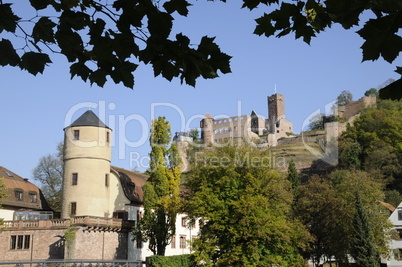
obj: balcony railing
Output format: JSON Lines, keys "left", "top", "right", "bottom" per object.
{"left": 2, "top": 217, "right": 135, "bottom": 230}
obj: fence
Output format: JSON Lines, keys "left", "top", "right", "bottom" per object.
{"left": 0, "top": 260, "right": 144, "bottom": 267}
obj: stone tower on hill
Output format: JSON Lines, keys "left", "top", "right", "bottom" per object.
{"left": 267, "top": 93, "right": 293, "bottom": 141}
{"left": 200, "top": 113, "right": 214, "bottom": 144}
{"left": 61, "top": 110, "right": 113, "bottom": 219}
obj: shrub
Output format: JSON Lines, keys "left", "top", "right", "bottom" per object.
{"left": 146, "top": 254, "right": 195, "bottom": 267}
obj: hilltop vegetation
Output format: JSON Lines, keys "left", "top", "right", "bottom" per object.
{"left": 180, "top": 96, "right": 402, "bottom": 265}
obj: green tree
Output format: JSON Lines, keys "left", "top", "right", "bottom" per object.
{"left": 336, "top": 90, "right": 353, "bottom": 106}
{"left": 135, "top": 116, "right": 181, "bottom": 256}
{"left": 307, "top": 113, "right": 324, "bottom": 131}
{"left": 296, "top": 175, "right": 349, "bottom": 264}
{"left": 296, "top": 170, "right": 392, "bottom": 264}
{"left": 350, "top": 193, "right": 379, "bottom": 267}
{"left": 365, "top": 88, "right": 378, "bottom": 96}
{"left": 339, "top": 100, "right": 402, "bottom": 189}
{"left": 32, "top": 142, "right": 63, "bottom": 212}
{"left": 0, "top": 1, "right": 230, "bottom": 88}
{"left": 384, "top": 190, "right": 402, "bottom": 208}
{"left": 186, "top": 145, "right": 311, "bottom": 266}
{"left": 189, "top": 128, "right": 199, "bottom": 141}
{"left": 2, "top": 1, "right": 402, "bottom": 96}
{"left": 287, "top": 160, "right": 300, "bottom": 190}
{"left": 0, "top": 176, "right": 8, "bottom": 226}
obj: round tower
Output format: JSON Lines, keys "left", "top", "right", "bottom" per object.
{"left": 200, "top": 113, "right": 214, "bottom": 144}
{"left": 61, "top": 110, "right": 112, "bottom": 219}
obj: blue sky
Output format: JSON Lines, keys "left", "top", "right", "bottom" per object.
{"left": 0, "top": 1, "right": 399, "bottom": 181}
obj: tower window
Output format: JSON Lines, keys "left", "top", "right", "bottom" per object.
{"left": 73, "top": 130, "right": 80, "bottom": 140}
{"left": 105, "top": 174, "right": 109, "bottom": 187}
{"left": 72, "top": 173, "right": 78, "bottom": 185}
{"left": 70, "top": 202, "right": 77, "bottom": 216}
{"left": 106, "top": 132, "right": 110, "bottom": 143}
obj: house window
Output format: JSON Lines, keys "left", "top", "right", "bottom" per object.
{"left": 396, "top": 248, "right": 402, "bottom": 260}
{"left": 199, "top": 219, "right": 205, "bottom": 228}
{"left": 70, "top": 202, "right": 77, "bottom": 216}
{"left": 136, "top": 234, "right": 143, "bottom": 249}
{"left": 72, "top": 173, "right": 78, "bottom": 185}
{"left": 73, "top": 130, "right": 80, "bottom": 140}
{"left": 10, "top": 235, "right": 30, "bottom": 250}
{"left": 171, "top": 235, "right": 176, "bottom": 249}
{"left": 181, "top": 217, "right": 187, "bottom": 227}
{"left": 14, "top": 189, "right": 23, "bottom": 201}
{"left": 397, "top": 229, "right": 402, "bottom": 239}
{"left": 179, "top": 236, "right": 186, "bottom": 249}
{"left": 29, "top": 192, "right": 37, "bottom": 203}
{"left": 105, "top": 174, "right": 109, "bottom": 187}
{"left": 398, "top": 210, "right": 402, "bottom": 221}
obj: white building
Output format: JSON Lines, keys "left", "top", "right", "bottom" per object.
{"left": 385, "top": 202, "right": 402, "bottom": 266}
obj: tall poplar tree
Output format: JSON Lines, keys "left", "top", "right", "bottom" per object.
{"left": 135, "top": 117, "right": 181, "bottom": 256}
{"left": 0, "top": 177, "right": 8, "bottom": 226}
{"left": 287, "top": 160, "right": 300, "bottom": 191}
{"left": 351, "top": 193, "right": 379, "bottom": 267}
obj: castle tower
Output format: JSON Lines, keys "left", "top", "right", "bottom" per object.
{"left": 267, "top": 93, "right": 293, "bottom": 139}
{"left": 268, "top": 93, "right": 285, "bottom": 130}
{"left": 200, "top": 114, "right": 214, "bottom": 144}
{"left": 61, "top": 110, "right": 112, "bottom": 219}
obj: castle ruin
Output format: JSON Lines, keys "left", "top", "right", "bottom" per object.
{"left": 198, "top": 93, "right": 294, "bottom": 146}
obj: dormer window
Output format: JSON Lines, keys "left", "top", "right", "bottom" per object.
{"left": 73, "top": 130, "right": 80, "bottom": 140}
{"left": 14, "top": 189, "right": 23, "bottom": 201}
{"left": 29, "top": 192, "right": 38, "bottom": 203}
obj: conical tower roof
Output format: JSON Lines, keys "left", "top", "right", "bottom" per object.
{"left": 65, "top": 110, "right": 111, "bottom": 129}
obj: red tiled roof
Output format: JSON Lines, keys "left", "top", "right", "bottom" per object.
{"left": 0, "top": 166, "right": 50, "bottom": 211}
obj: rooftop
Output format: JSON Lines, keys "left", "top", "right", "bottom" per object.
{"left": 66, "top": 110, "right": 111, "bottom": 129}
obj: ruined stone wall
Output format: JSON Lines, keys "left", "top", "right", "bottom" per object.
{"left": 325, "top": 122, "right": 347, "bottom": 142}
{"left": 277, "top": 135, "right": 325, "bottom": 146}
{"left": 341, "top": 95, "right": 376, "bottom": 118}
{"left": 275, "top": 119, "right": 293, "bottom": 139}
{"left": 0, "top": 228, "right": 65, "bottom": 261}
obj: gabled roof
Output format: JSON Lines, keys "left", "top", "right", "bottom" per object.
{"left": 66, "top": 110, "right": 111, "bottom": 129}
{"left": 378, "top": 200, "right": 396, "bottom": 213}
{"left": 250, "top": 110, "right": 260, "bottom": 117}
{"left": 0, "top": 166, "right": 52, "bottom": 211}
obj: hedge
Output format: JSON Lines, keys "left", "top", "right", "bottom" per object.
{"left": 146, "top": 254, "right": 195, "bottom": 267}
